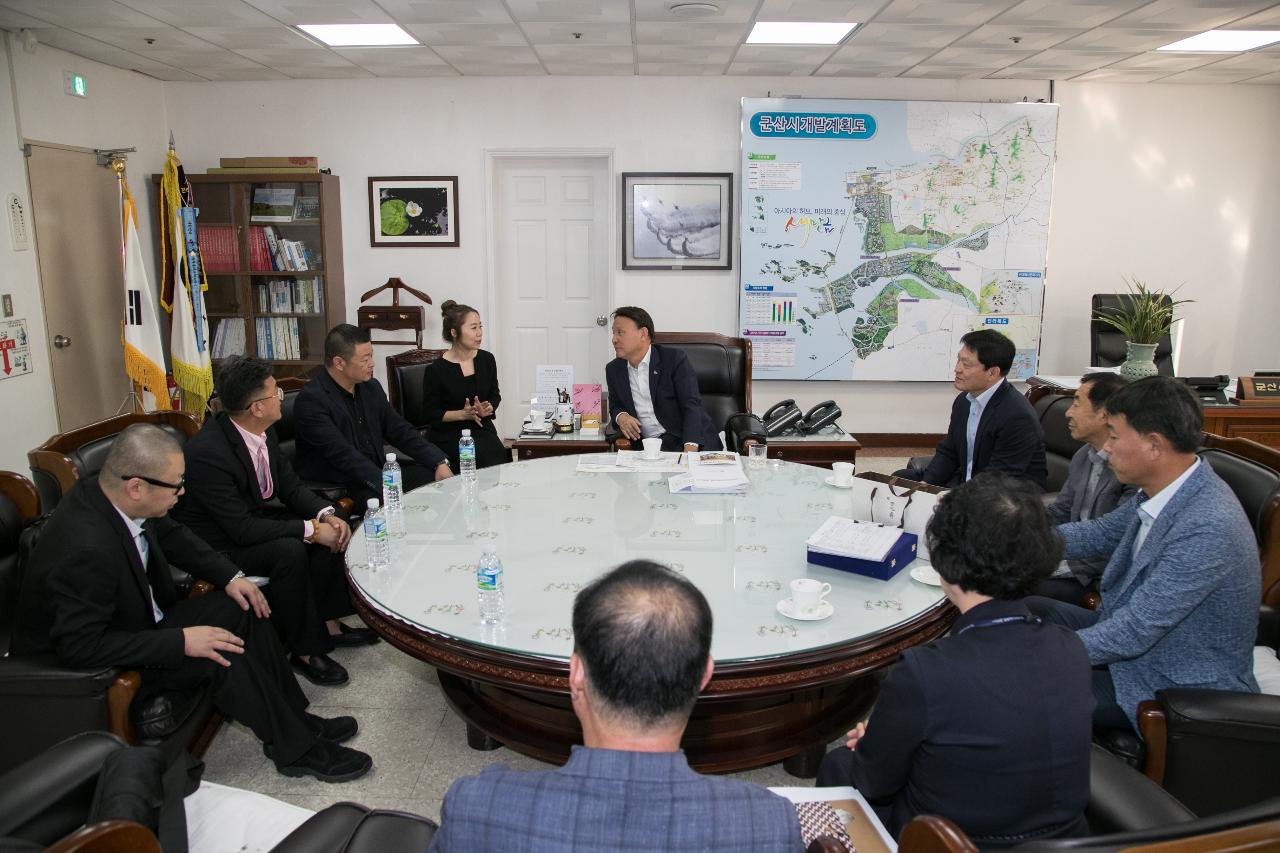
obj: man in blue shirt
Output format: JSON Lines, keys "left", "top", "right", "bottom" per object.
{"left": 429, "top": 561, "right": 803, "bottom": 852}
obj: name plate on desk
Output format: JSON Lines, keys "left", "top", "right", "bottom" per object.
{"left": 1235, "top": 375, "right": 1280, "bottom": 404}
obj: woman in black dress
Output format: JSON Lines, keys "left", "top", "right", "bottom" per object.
{"left": 422, "top": 300, "right": 508, "bottom": 471}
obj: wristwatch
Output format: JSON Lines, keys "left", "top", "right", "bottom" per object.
{"left": 230, "top": 570, "right": 246, "bottom": 583}
{"left": 317, "top": 506, "right": 336, "bottom": 522}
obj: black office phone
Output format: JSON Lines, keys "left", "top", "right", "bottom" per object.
{"left": 799, "top": 400, "right": 842, "bottom": 434}
{"left": 762, "top": 399, "right": 804, "bottom": 437}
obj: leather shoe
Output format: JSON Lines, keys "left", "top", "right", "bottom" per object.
{"left": 278, "top": 739, "right": 372, "bottom": 783}
{"left": 290, "top": 653, "right": 349, "bottom": 686}
{"left": 329, "top": 622, "right": 379, "bottom": 647}
{"left": 305, "top": 712, "right": 358, "bottom": 744}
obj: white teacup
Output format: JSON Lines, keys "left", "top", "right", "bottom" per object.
{"left": 832, "top": 461, "right": 855, "bottom": 487}
{"left": 790, "top": 578, "right": 832, "bottom": 614}
{"left": 529, "top": 410, "right": 546, "bottom": 427}
{"left": 641, "top": 437, "right": 662, "bottom": 460}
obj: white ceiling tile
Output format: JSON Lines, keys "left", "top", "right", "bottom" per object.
{"left": 727, "top": 60, "right": 824, "bottom": 74}
{"left": 405, "top": 23, "right": 530, "bottom": 46}
{"left": 1109, "top": 51, "right": 1222, "bottom": 70}
{"left": 633, "top": 22, "right": 750, "bottom": 45}
{"left": 0, "top": 7, "right": 58, "bottom": 28}
{"left": 233, "top": 46, "right": 354, "bottom": 66}
{"left": 432, "top": 44, "right": 542, "bottom": 63}
{"left": 1012, "top": 47, "right": 1138, "bottom": 67}
{"left": 826, "top": 44, "right": 936, "bottom": 64}
{"left": 1105, "top": 0, "right": 1275, "bottom": 31}
{"left": 522, "top": 22, "right": 634, "bottom": 44}
{"left": 111, "top": 0, "right": 280, "bottom": 28}
{"left": 1200, "top": 46, "right": 1280, "bottom": 70}
{"left": 192, "top": 67, "right": 292, "bottom": 80}
{"left": 149, "top": 47, "right": 264, "bottom": 67}
{"left": 872, "top": 0, "right": 1021, "bottom": 26}
{"left": 634, "top": 0, "right": 759, "bottom": 23}
{"left": 1239, "top": 70, "right": 1280, "bottom": 82}
{"left": 636, "top": 44, "right": 737, "bottom": 62}
{"left": 637, "top": 62, "right": 726, "bottom": 74}
{"left": 183, "top": 25, "right": 317, "bottom": 50}
{"left": 902, "top": 64, "right": 1002, "bottom": 77}
{"left": 534, "top": 44, "right": 633, "bottom": 63}
{"left": 1228, "top": 5, "right": 1280, "bottom": 27}
{"left": 506, "top": 0, "right": 631, "bottom": 23}
{"left": 268, "top": 64, "right": 375, "bottom": 77}
{"left": 372, "top": 0, "right": 514, "bottom": 24}
{"left": 755, "top": 0, "right": 890, "bottom": 21}
{"left": 815, "top": 62, "right": 911, "bottom": 75}
{"left": 1056, "top": 27, "right": 1201, "bottom": 51}
{"left": 989, "top": 0, "right": 1150, "bottom": 28}
{"left": 953, "top": 24, "right": 1083, "bottom": 49}
{"left": 734, "top": 44, "right": 842, "bottom": 62}
{"left": 543, "top": 62, "right": 635, "bottom": 74}
{"left": 446, "top": 62, "right": 546, "bottom": 75}
{"left": 334, "top": 45, "right": 449, "bottom": 66}
{"left": 925, "top": 46, "right": 1036, "bottom": 64}
{"left": 1159, "top": 64, "right": 1270, "bottom": 81}
{"left": 75, "top": 25, "right": 221, "bottom": 52}
{"left": 0, "top": 0, "right": 161, "bottom": 28}
{"left": 237, "top": 0, "right": 398, "bottom": 25}
{"left": 350, "top": 63, "right": 461, "bottom": 76}
{"left": 1070, "top": 67, "right": 1172, "bottom": 81}
{"left": 986, "top": 64, "right": 1067, "bottom": 76}
{"left": 844, "top": 22, "right": 974, "bottom": 47}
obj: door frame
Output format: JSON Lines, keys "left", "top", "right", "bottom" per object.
{"left": 482, "top": 148, "right": 616, "bottom": 362}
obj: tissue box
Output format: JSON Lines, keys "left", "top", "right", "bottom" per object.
{"left": 806, "top": 531, "right": 918, "bottom": 581}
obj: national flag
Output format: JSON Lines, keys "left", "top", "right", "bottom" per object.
{"left": 119, "top": 174, "right": 170, "bottom": 410}
{"left": 161, "top": 148, "right": 213, "bottom": 416}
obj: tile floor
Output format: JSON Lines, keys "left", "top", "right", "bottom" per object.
{"left": 202, "top": 456, "right": 911, "bottom": 821}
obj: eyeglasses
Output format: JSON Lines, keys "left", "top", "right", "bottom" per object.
{"left": 248, "top": 387, "right": 285, "bottom": 405}
{"left": 121, "top": 474, "right": 185, "bottom": 494}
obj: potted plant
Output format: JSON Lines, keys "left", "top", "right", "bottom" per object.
{"left": 1094, "top": 277, "right": 1192, "bottom": 380}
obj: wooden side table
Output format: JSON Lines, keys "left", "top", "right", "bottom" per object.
{"left": 512, "top": 433, "right": 609, "bottom": 461}
{"left": 766, "top": 427, "right": 860, "bottom": 469}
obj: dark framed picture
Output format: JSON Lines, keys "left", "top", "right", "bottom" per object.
{"left": 368, "top": 176, "right": 459, "bottom": 247}
{"left": 621, "top": 172, "right": 732, "bottom": 270}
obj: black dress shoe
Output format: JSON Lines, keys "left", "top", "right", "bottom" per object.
{"left": 290, "top": 653, "right": 349, "bottom": 686}
{"left": 305, "top": 712, "right": 358, "bottom": 744}
{"left": 278, "top": 739, "right": 372, "bottom": 783}
{"left": 329, "top": 622, "right": 379, "bottom": 647}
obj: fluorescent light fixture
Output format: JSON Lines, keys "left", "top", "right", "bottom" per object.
{"left": 1157, "top": 29, "right": 1280, "bottom": 52}
{"left": 747, "top": 21, "right": 857, "bottom": 45}
{"left": 297, "top": 23, "right": 418, "bottom": 47}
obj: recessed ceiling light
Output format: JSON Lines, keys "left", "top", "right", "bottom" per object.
{"left": 747, "top": 22, "right": 858, "bottom": 45}
{"left": 1157, "top": 29, "right": 1280, "bottom": 52}
{"left": 297, "top": 23, "right": 418, "bottom": 47}
{"left": 669, "top": 2, "right": 719, "bottom": 17}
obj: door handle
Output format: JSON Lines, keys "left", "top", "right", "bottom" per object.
{"left": 596, "top": 316, "right": 607, "bottom": 327}
{"left": 53, "top": 334, "right": 71, "bottom": 349}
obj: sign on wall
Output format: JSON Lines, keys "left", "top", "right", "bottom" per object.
{"left": 0, "top": 318, "right": 33, "bottom": 379}
{"left": 739, "top": 98, "right": 1059, "bottom": 381}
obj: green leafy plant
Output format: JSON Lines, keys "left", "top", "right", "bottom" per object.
{"left": 1095, "top": 277, "right": 1193, "bottom": 345}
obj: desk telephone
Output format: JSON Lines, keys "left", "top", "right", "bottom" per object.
{"left": 762, "top": 399, "right": 843, "bottom": 436}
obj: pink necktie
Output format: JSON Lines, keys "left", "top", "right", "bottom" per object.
{"left": 255, "top": 444, "right": 273, "bottom": 499}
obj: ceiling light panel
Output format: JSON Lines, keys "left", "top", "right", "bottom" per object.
{"left": 747, "top": 21, "right": 858, "bottom": 43}
{"left": 297, "top": 24, "right": 418, "bottom": 46}
{"left": 1157, "top": 29, "right": 1280, "bottom": 51}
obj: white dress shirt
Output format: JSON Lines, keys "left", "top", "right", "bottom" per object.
{"left": 1133, "top": 458, "right": 1200, "bottom": 558}
{"left": 113, "top": 506, "right": 163, "bottom": 623}
{"left": 625, "top": 346, "right": 664, "bottom": 439}
{"left": 965, "top": 378, "right": 1004, "bottom": 481}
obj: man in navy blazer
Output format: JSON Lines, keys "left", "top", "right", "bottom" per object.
{"left": 1028, "top": 377, "right": 1261, "bottom": 730}
{"left": 605, "top": 307, "right": 721, "bottom": 452}
{"left": 904, "top": 329, "right": 1047, "bottom": 490}
{"left": 294, "top": 324, "right": 452, "bottom": 506}
{"left": 429, "top": 561, "right": 803, "bottom": 852}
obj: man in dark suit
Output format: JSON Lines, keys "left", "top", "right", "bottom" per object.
{"left": 1039, "top": 372, "right": 1137, "bottom": 603}
{"left": 900, "top": 329, "right": 1047, "bottom": 489}
{"left": 294, "top": 324, "right": 452, "bottom": 505}
{"left": 173, "top": 356, "right": 377, "bottom": 688}
{"left": 11, "top": 424, "right": 372, "bottom": 782}
{"left": 605, "top": 306, "right": 720, "bottom": 453}
{"left": 429, "top": 560, "right": 802, "bottom": 852}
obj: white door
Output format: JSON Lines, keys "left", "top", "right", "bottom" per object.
{"left": 492, "top": 156, "right": 611, "bottom": 438}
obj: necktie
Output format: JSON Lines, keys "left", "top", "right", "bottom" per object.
{"left": 255, "top": 444, "right": 273, "bottom": 499}
{"left": 1079, "top": 456, "right": 1105, "bottom": 521}
{"left": 138, "top": 523, "right": 164, "bottom": 623}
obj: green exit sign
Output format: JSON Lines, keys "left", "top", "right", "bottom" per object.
{"left": 63, "top": 71, "right": 87, "bottom": 98}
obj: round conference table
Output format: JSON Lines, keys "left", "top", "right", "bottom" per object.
{"left": 346, "top": 454, "right": 953, "bottom": 776}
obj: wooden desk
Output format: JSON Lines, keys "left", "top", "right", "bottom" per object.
{"left": 767, "top": 427, "right": 861, "bottom": 469}
{"left": 1203, "top": 405, "right": 1280, "bottom": 450}
{"left": 512, "top": 433, "right": 608, "bottom": 461}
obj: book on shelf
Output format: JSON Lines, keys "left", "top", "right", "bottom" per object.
{"left": 210, "top": 318, "right": 247, "bottom": 359}
{"left": 256, "top": 278, "right": 323, "bottom": 314}
{"left": 197, "top": 224, "right": 239, "bottom": 273}
{"left": 255, "top": 316, "right": 304, "bottom": 361}
{"left": 249, "top": 226, "right": 320, "bottom": 272}
{"left": 250, "top": 188, "right": 295, "bottom": 223}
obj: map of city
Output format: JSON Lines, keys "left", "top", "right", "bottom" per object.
{"left": 739, "top": 98, "right": 1058, "bottom": 381}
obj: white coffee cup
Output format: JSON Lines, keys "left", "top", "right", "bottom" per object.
{"left": 790, "top": 578, "right": 832, "bottom": 613}
{"left": 641, "top": 437, "right": 662, "bottom": 459}
{"left": 529, "top": 409, "right": 545, "bottom": 427}
{"left": 831, "top": 461, "right": 855, "bottom": 486}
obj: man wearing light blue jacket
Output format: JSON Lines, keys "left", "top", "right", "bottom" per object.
{"left": 1028, "top": 376, "right": 1260, "bottom": 731}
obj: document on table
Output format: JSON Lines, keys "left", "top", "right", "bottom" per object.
{"left": 575, "top": 452, "right": 685, "bottom": 474}
{"left": 807, "top": 516, "right": 902, "bottom": 560}
{"left": 668, "top": 451, "right": 749, "bottom": 494}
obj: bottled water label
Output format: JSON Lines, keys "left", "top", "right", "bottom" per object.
{"left": 477, "top": 566, "right": 500, "bottom": 590}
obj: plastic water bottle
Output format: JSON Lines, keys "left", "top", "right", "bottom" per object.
{"left": 362, "top": 498, "right": 390, "bottom": 572}
{"left": 477, "top": 541, "right": 504, "bottom": 624}
{"left": 459, "top": 429, "right": 477, "bottom": 497}
{"left": 382, "top": 453, "right": 404, "bottom": 537}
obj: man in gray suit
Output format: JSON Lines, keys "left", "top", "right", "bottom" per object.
{"left": 1038, "top": 372, "right": 1137, "bottom": 604}
{"left": 1029, "top": 377, "right": 1260, "bottom": 731}
{"left": 428, "top": 561, "right": 804, "bottom": 852}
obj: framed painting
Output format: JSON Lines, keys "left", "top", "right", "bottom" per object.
{"left": 621, "top": 172, "right": 732, "bottom": 270}
{"left": 369, "top": 176, "right": 459, "bottom": 247}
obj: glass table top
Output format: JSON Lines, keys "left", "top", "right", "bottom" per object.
{"left": 347, "top": 454, "right": 945, "bottom": 664}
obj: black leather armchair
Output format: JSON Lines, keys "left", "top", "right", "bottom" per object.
{"left": 1033, "top": 391, "right": 1084, "bottom": 496}
{"left": 1090, "top": 294, "right": 1174, "bottom": 376}
{"left": 274, "top": 376, "right": 354, "bottom": 511}
{"left": 273, "top": 804, "right": 437, "bottom": 851}
{"left": 606, "top": 332, "right": 765, "bottom": 454}
{"left": 385, "top": 348, "right": 446, "bottom": 431}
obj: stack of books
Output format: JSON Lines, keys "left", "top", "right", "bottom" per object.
{"left": 197, "top": 224, "right": 239, "bottom": 272}
{"left": 255, "top": 316, "right": 302, "bottom": 360}
{"left": 247, "top": 226, "right": 319, "bottom": 272}
{"left": 668, "top": 452, "right": 749, "bottom": 494}
{"left": 211, "top": 318, "right": 247, "bottom": 359}
{"left": 256, "top": 278, "right": 324, "bottom": 314}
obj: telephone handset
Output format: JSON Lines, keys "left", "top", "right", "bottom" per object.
{"left": 762, "top": 399, "right": 804, "bottom": 437}
{"left": 798, "top": 400, "right": 842, "bottom": 434}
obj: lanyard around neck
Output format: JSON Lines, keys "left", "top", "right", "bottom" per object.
{"left": 955, "top": 614, "right": 1041, "bottom": 636}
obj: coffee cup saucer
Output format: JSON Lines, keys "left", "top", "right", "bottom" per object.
{"left": 824, "top": 476, "right": 853, "bottom": 489}
{"left": 776, "top": 597, "right": 834, "bottom": 621}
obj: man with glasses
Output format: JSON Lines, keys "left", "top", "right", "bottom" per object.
{"left": 12, "top": 424, "right": 373, "bottom": 782}
{"left": 172, "top": 355, "right": 376, "bottom": 689}
{"left": 295, "top": 324, "right": 452, "bottom": 506}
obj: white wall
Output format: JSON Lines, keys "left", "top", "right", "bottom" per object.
{"left": 0, "top": 38, "right": 169, "bottom": 475}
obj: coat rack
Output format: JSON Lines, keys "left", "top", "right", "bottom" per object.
{"left": 357, "top": 277, "right": 432, "bottom": 348}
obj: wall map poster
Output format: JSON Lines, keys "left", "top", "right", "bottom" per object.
{"left": 739, "top": 98, "right": 1058, "bottom": 381}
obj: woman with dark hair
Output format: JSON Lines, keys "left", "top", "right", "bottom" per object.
{"left": 421, "top": 301, "right": 507, "bottom": 471}
{"left": 816, "top": 473, "right": 1093, "bottom": 847}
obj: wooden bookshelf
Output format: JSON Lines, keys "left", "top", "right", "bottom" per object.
{"left": 151, "top": 172, "right": 345, "bottom": 379}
